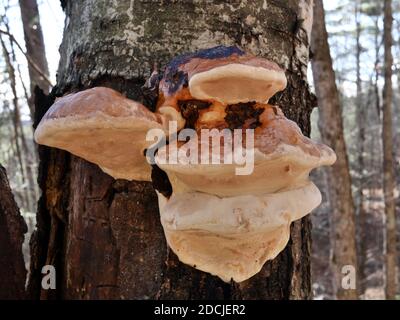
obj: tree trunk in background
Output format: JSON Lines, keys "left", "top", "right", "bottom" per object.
{"left": 374, "top": 16, "right": 381, "bottom": 119}
{"left": 29, "top": 0, "right": 316, "bottom": 300}
{"left": 0, "top": 35, "right": 36, "bottom": 213}
{"left": 19, "top": 0, "right": 50, "bottom": 116}
{"left": 311, "top": 0, "right": 358, "bottom": 300}
{"left": 374, "top": 16, "right": 382, "bottom": 119}
{"left": 0, "top": 165, "right": 27, "bottom": 299}
{"left": 354, "top": 0, "right": 367, "bottom": 296}
{"left": 382, "top": 0, "right": 398, "bottom": 300}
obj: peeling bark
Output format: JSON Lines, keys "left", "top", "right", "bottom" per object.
{"left": 31, "top": 0, "right": 316, "bottom": 300}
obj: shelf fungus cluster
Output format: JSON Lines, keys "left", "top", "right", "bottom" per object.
{"left": 34, "top": 46, "right": 336, "bottom": 283}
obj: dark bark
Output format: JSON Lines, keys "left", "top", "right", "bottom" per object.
{"left": 30, "top": 0, "right": 316, "bottom": 300}
{"left": 0, "top": 165, "right": 27, "bottom": 299}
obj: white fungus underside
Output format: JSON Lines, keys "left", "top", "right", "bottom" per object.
{"left": 156, "top": 142, "right": 336, "bottom": 196}
{"left": 158, "top": 181, "right": 321, "bottom": 282}
{"left": 34, "top": 112, "right": 165, "bottom": 181}
{"left": 157, "top": 142, "right": 336, "bottom": 174}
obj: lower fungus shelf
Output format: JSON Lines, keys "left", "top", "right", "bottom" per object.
{"left": 157, "top": 181, "right": 322, "bottom": 283}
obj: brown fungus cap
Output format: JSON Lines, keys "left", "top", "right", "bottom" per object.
{"left": 156, "top": 104, "right": 336, "bottom": 197}
{"left": 34, "top": 87, "right": 166, "bottom": 181}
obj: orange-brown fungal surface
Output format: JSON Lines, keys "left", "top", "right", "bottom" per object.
{"left": 157, "top": 46, "right": 287, "bottom": 131}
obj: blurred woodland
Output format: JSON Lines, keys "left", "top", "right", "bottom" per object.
{"left": 0, "top": 0, "right": 399, "bottom": 300}
{"left": 311, "top": 0, "right": 400, "bottom": 299}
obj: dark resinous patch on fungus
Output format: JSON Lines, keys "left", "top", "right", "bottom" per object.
{"left": 163, "top": 46, "right": 245, "bottom": 95}
{"left": 224, "top": 102, "right": 264, "bottom": 130}
{"left": 151, "top": 164, "right": 173, "bottom": 198}
{"left": 178, "top": 99, "right": 212, "bottom": 129}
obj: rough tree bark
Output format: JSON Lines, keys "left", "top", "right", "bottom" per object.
{"left": 311, "top": 0, "right": 358, "bottom": 300}
{"left": 19, "top": 0, "right": 50, "bottom": 116}
{"left": 0, "top": 165, "right": 27, "bottom": 299}
{"left": 382, "top": 0, "right": 398, "bottom": 300}
{"left": 29, "top": 0, "right": 316, "bottom": 300}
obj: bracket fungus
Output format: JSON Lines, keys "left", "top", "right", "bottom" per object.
{"left": 34, "top": 87, "right": 168, "bottom": 181}
{"left": 154, "top": 46, "right": 336, "bottom": 282}
{"left": 34, "top": 46, "right": 336, "bottom": 283}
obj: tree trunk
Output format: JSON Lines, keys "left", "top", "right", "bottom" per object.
{"left": 311, "top": 0, "right": 358, "bottom": 300}
{"left": 30, "top": 0, "right": 316, "bottom": 300}
{"left": 382, "top": 0, "right": 398, "bottom": 300}
{"left": 374, "top": 16, "right": 381, "bottom": 119}
{"left": 0, "top": 34, "right": 37, "bottom": 213}
{"left": 19, "top": 0, "right": 50, "bottom": 116}
{"left": 0, "top": 165, "right": 27, "bottom": 299}
{"left": 354, "top": 0, "right": 367, "bottom": 296}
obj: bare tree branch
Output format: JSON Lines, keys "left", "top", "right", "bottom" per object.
{"left": 0, "top": 28, "right": 53, "bottom": 88}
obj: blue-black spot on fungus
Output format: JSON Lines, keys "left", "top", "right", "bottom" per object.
{"left": 163, "top": 46, "right": 245, "bottom": 95}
